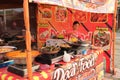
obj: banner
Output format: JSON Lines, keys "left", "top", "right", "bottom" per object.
{"left": 30, "top": 0, "right": 115, "bottom": 13}
{"left": 37, "top": 4, "right": 114, "bottom": 72}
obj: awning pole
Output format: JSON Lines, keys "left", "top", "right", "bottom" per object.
{"left": 112, "top": 0, "right": 118, "bottom": 75}
{"left": 23, "top": 0, "right": 33, "bottom": 80}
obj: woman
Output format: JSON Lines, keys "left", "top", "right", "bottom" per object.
{"left": 66, "top": 21, "right": 81, "bottom": 42}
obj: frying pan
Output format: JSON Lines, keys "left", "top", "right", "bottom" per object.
{"left": 40, "top": 46, "right": 61, "bottom": 54}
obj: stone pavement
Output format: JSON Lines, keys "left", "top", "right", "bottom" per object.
{"left": 115, "top": 33, "right": 120, "bottom": 69}
{"left": 104, "top": 68, "right": 120, "bottom": 80}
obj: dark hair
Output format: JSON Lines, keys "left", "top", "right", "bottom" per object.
{"left": 73, "top": 21, "right": 80, "bottom": 26}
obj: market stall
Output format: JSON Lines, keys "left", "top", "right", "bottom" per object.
{"left": 0, "top": 0, "right": 118, "bottom": 80}
{"left": 35, "top": 0, "right": 117, "bottom": 73}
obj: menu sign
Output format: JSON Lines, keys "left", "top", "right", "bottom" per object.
{"left": 93, "top": 27, "right": 111, "bottom": 50}
{"left": 31, "top": 0, "right": 63, "bottom": 6}
{"left": 37, "top": 3, "right": 114, "bottom": 73}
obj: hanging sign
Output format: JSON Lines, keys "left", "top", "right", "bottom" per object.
{"left": 30, "top": 0, "right": 115, "bottom": 13}
{"left": 29, "top": 0, "right": 63, "bottom": 6}
{"left": 72, "top": 0, "right": 115, "bottom": 13}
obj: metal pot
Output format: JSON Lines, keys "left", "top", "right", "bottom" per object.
{"left": 13, "top": 57, "right": 35, "bottom": 64}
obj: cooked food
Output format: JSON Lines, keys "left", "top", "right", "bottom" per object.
{"left": 69, "top": 37, "right": 78, "bottom": 43}
{"left": 0, "top": 48, "right": 13, "bottom": 53}
{"left": 57, "top": 34, "right": 64, "bottom": 39}
{"left": 41, "top": 46, "right": 60, "bottom": 54}
{"left": 0, "top": 46, "right": 16, "bottom": 53}
{"left": 60, "top": 43, "right": 71, "bottom": 48}
{"left": 42, "top": 46, "right": 60, "bottom": 52}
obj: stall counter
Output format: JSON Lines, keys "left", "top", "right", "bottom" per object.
{"left": 0, "top": 49, "right": 104, "bottom": 80}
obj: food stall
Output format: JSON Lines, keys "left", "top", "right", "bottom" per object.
{"left": 35, "top": 0, "right": 117, "bottom": 73}
{"left": 0, "top": 0, "right": 117, "bottom": 80}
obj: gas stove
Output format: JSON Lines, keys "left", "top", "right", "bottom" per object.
{"left": 35, "top": 48, "right": 78, "bottom": 65}
{"left": 7, "top": 64, "right": 40, "bottom": 77}
{"left": 35, "top": 46, "right": 90, "bottom": 65}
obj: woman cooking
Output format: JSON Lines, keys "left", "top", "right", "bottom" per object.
{"left": 66, "top": 21, "right": 81, "bottom": 42}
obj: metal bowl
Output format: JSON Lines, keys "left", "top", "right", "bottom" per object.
{"left": 13, "top": 57, "right": 35, "bottom": 64}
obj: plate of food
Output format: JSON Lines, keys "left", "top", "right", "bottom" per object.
{"left": 0, "top": 46, "right": 16, "bottom": 53}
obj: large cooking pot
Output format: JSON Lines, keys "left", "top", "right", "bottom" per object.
{"left": 6, "top": 50, "right": 40, "bottom": 64}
